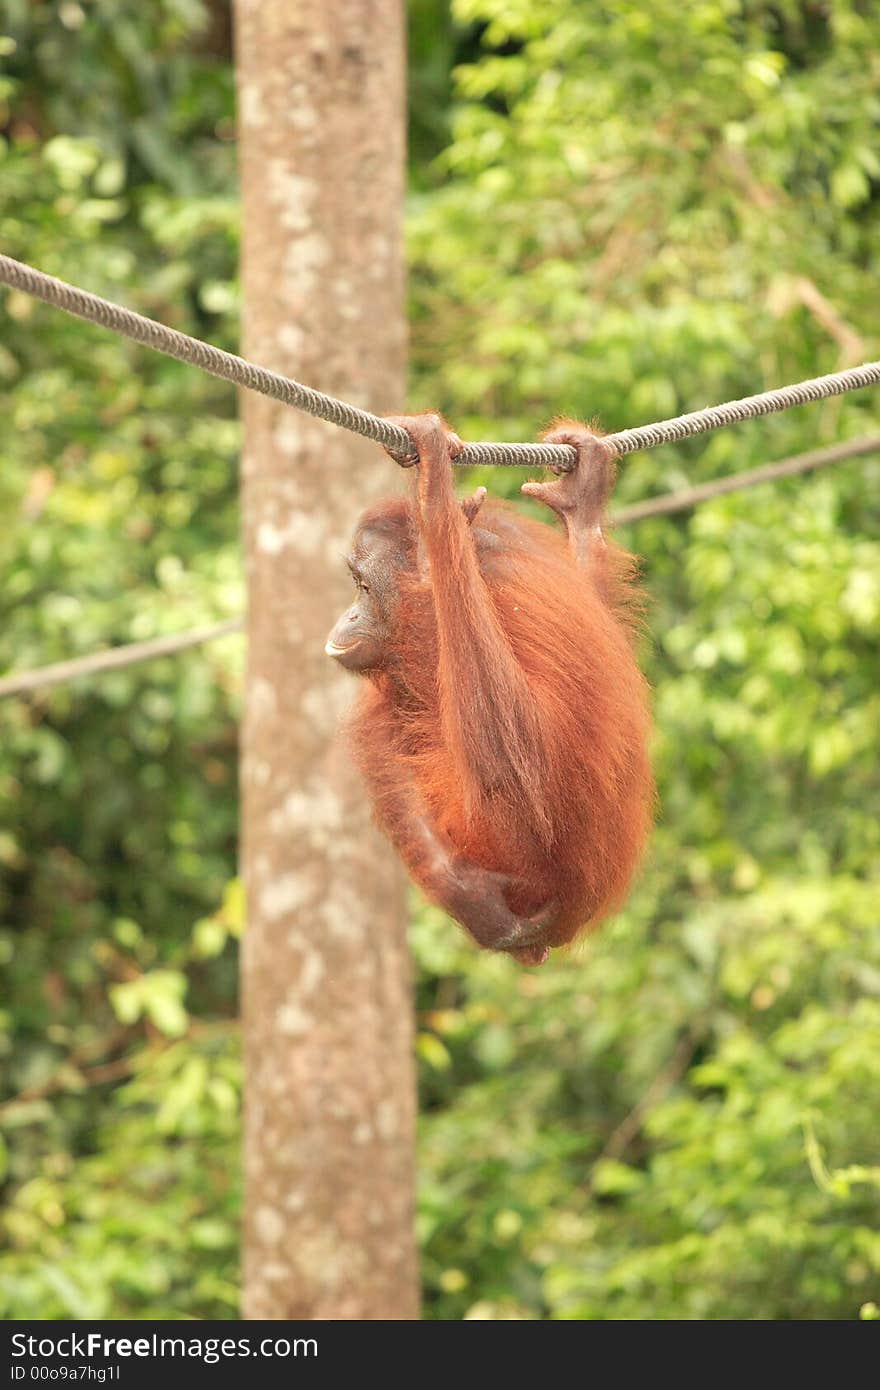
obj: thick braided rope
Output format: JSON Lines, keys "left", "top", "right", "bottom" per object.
{"left": 0, "top": 255, "right": 569, "bottom": 469}
{"left": 607, "top": 363, "right": 880, "bottom": 457}
{"left": 1, "top": 253, "right": 879, "bottom": 468}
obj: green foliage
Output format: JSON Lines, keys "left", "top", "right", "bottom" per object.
{"left": 0, "top": 0, "right": 242, "bottom": 1320}
{"left": 408, "top": 0, "right": 880, "bottom": 1320}
{"left": 1, "top": 0, "right": 879, "bottom": 1322}
{"left": 414, "top": 880, "right": 880, "bottom": 1319}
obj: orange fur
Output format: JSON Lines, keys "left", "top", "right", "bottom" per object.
{"left": 349, "top": 491, "right": 654, "bottom": 948}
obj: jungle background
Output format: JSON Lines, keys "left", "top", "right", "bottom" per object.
{"left": 1, "top": 0, "right": 879, "bottom": 1320}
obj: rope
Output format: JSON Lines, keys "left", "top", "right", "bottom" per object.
{"left": 0, "top": 619, "right": 244, "bottom": 699}
{"left": 2, "top": 253, "right": 879, "bottom": 468}
{"left": 2, "top": 432, "right": 875, "bottom": 700}
{"left": 0, "top": 255, "right": 568, "bottom": 470}
{"left": 611, "top": 433, "right": 880, "bottom": 524}
{"left": 608, "top": 364, "right": 880, "bottom": 457}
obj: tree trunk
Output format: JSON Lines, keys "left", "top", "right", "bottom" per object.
{"left": 235, "top": 0, "right": 417, "bottom": 1321}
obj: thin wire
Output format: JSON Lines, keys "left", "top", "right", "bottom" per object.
{"left": 2, "top": 253, "right": 879, "bottom": 468}
{"left": 2, "top": 432, "right": 875, "bottom": 699}
{"left": 0, "top": 619, "right": 244, "bottom": 699}
{"left": 611, "top": 433, "right": 880, "bottom": 524}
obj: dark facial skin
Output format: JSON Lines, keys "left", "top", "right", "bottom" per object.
{"left": 325, "top": 526, "right": 402, "bottom": 672}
